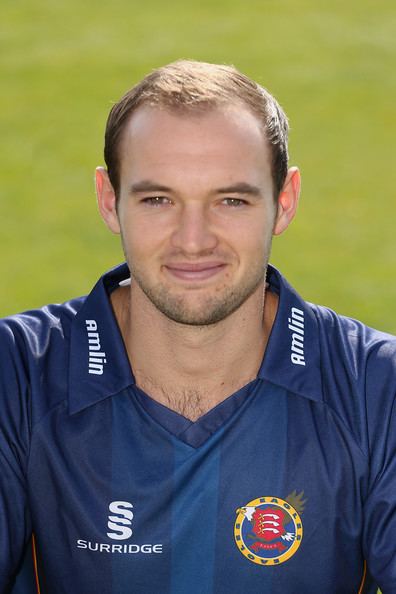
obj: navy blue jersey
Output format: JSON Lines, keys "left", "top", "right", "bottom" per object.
{"left": 1, "top": 263, "right": 395, "bottom": 594}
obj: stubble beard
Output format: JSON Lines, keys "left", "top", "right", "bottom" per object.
{"left": 128, "top": 255, "right": 271, "bottom": 327}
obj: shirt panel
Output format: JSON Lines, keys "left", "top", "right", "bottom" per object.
{"left": 311, "top": 304, "right": 396, "bottom": 592}
{"left": 0, "top": 319, "right": 33, "bottom": 590}
{"left": 363, "top": 394, "right": 396, "bottom": 594}
{"left": 7, "top": 541, "right": 37, "bottom": 594}
{"left": 212, "top": 382, "right": 372, "bottom": 594}
{"left": 23, "top": 378, "right": 374, "bottom": 593}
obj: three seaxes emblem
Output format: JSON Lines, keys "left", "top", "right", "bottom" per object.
{"left": 234, "top": 491, "right": 306, "bottom": 566}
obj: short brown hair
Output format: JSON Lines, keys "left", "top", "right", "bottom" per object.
{"left": 104, "top": 60, "right": 289, "bottom": 199}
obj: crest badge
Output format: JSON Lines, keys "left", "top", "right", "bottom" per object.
{"left": 234, "top": 491, "right": 306, "bottom": 566}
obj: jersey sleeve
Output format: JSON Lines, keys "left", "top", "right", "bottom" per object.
{"left": 0, "top": 320, "right": 33, "bottom": 592}
{"left": 363, "top": 340, "right": 396, "bottom": 593}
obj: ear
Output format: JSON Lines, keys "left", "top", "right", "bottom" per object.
{"left": 273, "top": 167, "right": 301, "bottom": 236}
{"left": 95, "top": 167, "right": 121, "bottom": 234}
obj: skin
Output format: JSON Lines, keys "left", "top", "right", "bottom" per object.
{"left": 96, "top": 104, "right": 300, "bottom": 420}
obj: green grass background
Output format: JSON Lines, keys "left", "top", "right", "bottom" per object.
{"left": 1, "top": 0, "right": 395, "bottom": 340}
{"left": 1, "top": 2, "right": 392, "bottom": 590}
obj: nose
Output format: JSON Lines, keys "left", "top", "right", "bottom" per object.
{"left": 170, "top": 204, "right": 218, "bottom": 255}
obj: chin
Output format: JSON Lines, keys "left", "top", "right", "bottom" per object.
{"left": 133, "top": 267, "right": 266, "bottom": 326}
{"left": 154, "top": 291, "right": 256, "bottom": 327}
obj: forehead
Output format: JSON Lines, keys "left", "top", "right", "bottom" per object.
{"left": 118, "top": 105, "right": 272, "bottom": 188}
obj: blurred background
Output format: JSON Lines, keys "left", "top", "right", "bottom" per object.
{"left": 1, "top": 0, "right": 395, "bottom": 333}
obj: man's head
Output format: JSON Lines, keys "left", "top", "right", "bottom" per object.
{"left": 104, "top": 60, "right": 289, "bottom": 201}
{"left": 97, "top": 61, "right": 300, "bottom": 327}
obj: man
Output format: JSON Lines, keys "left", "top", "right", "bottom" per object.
{"left": 0, "top": 60, "right": 395, "bottom": 594}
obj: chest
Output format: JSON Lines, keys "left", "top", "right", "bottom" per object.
{"left": 27, "top": 385, "right": 370, "bottom": 594}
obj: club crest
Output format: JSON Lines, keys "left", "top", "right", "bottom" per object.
{"left": 234, "top": 492, "right": 306, "bottom": 566}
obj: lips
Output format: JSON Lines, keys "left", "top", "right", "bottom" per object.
{"left": 164, "top": 262, "right": 226, "bottom": 281}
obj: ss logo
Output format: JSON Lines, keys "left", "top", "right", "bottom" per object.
{"left": 107, "top": 501, "right": 134, "bottom": 540}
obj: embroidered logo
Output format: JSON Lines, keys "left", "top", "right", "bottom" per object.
{"left": 234, "top": 491, "right": 306, "bottom": 566}
{"left": 107, "top": 501, "right": 134, "bottom": 540}
{"left": 288, "top": 307, "right": 305, "bottom": 366}
{"left": 85, "top": 319, "right": 107, "bottom": 375}
{"left": 76, "top": 500, "right": 164, "bottom": 554}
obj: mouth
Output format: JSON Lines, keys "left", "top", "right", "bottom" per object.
{"left": 163, "top": 262, "right": 227, "bottom": 282}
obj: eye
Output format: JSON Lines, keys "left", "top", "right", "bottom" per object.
{"left": 142, "top": 196, "right": 172, "bottom": 206}
{"left": 222, "top": 197, "right": 247, "bottom": 207}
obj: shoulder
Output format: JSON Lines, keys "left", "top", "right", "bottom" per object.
{"left": 309, "top": 302, "right": 396, "bottom": 458}
{"left": 310, "top": 301, "right": 396, "bottom": 380}
{"left": 0, "top": 296, "right": 86, "bottom": 356}
{"left": 0, "top": 297, "right": 86, "bottom": 421}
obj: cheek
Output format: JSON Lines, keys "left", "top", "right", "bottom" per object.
{"left": 228, "top": 216, "right": 273, "bottom": 249}
{"left": 120, "top": 215, "right": 170, "bottom": 261}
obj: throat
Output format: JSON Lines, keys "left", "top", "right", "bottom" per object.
{"left": 158, "top": 387, "right": 209, "bottom": 422}
{"left": 136, "top": 376, "right": 254, "bottom": 422}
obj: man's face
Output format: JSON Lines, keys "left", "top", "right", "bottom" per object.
{"left": 112, "top": 105, "right": 281, "bottom": 326}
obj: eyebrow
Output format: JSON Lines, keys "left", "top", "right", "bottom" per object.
{"left": 129, "top": 180, "right": 262, "bottom": 196}
{"left": 129, "top": 181, "right": 172, "bottom": 194}
{"left": 215, "top": 183, "right": 262, "bottom": 196}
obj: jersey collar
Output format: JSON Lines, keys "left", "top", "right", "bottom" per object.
{"left": 258, "top": 266, "right": 323, "bottom": 403}
{"left": 68, "top": 263, "right": 134, "bottom": 414}
{"left": 68, "top": 263, "right": 323, "bottom": 414}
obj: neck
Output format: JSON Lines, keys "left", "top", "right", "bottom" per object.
{"left": 111, "top": 280, "right": 278, "bottom": 420}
